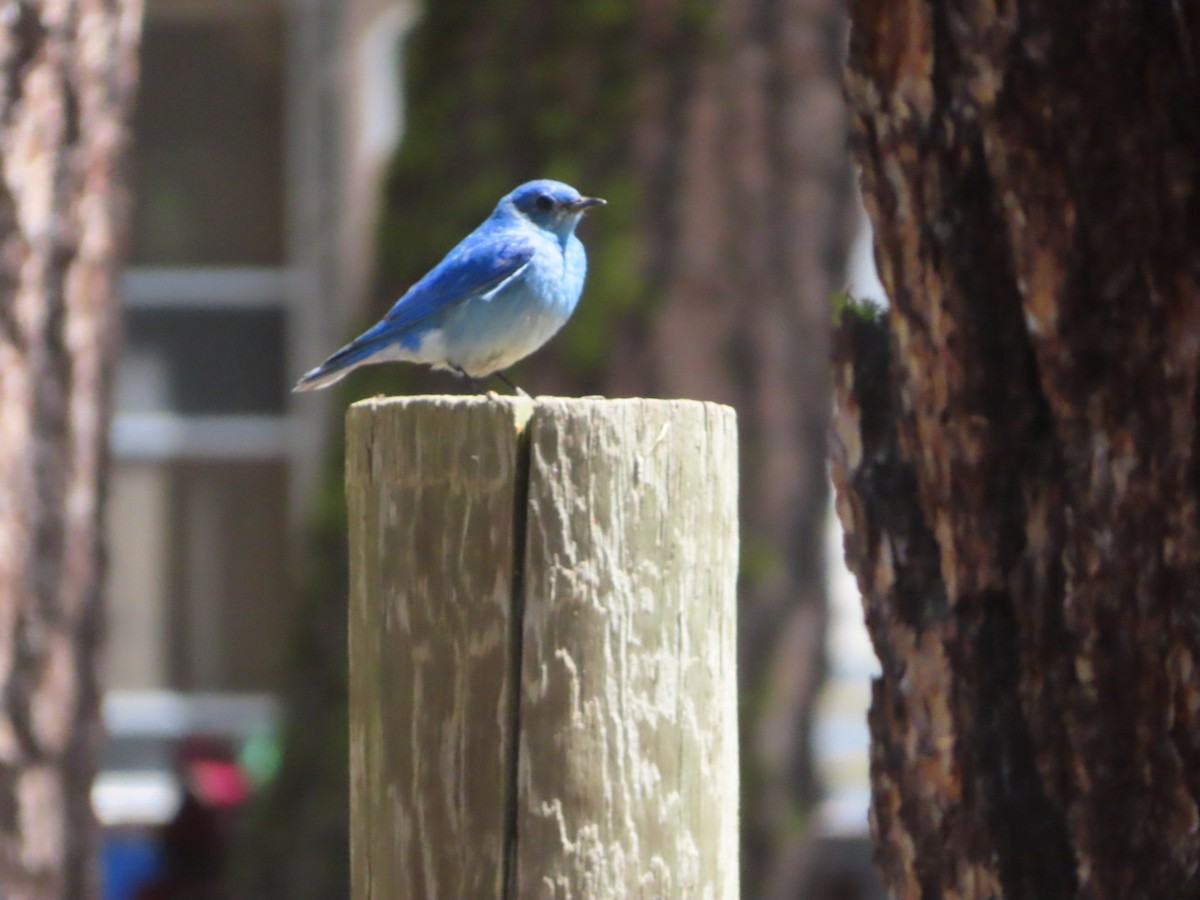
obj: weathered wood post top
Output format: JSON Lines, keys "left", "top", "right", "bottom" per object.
{"left": 347, "top": 395, "right": 739, "bottom": 899}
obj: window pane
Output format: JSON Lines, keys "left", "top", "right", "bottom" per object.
{"left": 130, "top": 8, "right": 285, "bottom": 265}
{"left": 168, "top": 461, "right": 290, "bottom": 691}
{"left": 108, "top": 460, "right": 291, "bottom": 692}
{"left": 117, "top": 308, "right": 286, "bottom": 415}
{"left": 107, "top": 463, "right": 172, "bottom": 689}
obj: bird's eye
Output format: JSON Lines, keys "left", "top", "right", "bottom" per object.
{"left": 535, "top": 195, "right": 555, "bottom": 212}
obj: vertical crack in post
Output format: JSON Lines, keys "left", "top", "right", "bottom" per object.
{"left": 502, "top": 407, "right": 533, "bottom": 899}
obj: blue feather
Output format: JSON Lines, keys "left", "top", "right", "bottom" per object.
{"left": 381, "top": 234, "right": 536, "bottom": 334}
{"left": 294, "top": 236, "right": 535, "bottom": 390}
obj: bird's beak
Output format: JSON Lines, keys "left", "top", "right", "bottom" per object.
{"left": 568, "top": 196, "right": 606, "bottom": 212}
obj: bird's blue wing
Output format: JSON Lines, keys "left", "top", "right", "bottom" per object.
{"left": 381, "top": 231, "right": 536, "bottom": 331}
{"left": 291, "top": 229, "right": 536, "bottom": 391}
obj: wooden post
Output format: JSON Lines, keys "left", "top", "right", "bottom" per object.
{"left": 347, "top": 396, "right": 739, "bottom": 899}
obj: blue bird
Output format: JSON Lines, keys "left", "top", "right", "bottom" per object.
{"left": 293, "top": 179, "right": 605, "bottom": 393}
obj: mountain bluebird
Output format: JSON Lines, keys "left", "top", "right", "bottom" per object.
{"left": 293, "top": 179, "right": 605, "bottom": 393}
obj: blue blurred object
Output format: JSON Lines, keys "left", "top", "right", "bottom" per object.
{"left": 103, "top": 832, "right": 163, "bottom": 900}
{"left": 293, "top": 179, "right": 604, "bottom": 393}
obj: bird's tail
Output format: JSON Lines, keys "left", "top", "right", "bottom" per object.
{"left": 293, "top": 364, "right": 352, "bottom": 392}
{"left": 293, "top": 336, "right": 389, "bottom": 393}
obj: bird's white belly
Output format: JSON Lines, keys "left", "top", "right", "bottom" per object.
{"left": 403, "top": 238, "right": 583, "bottom": 378}
{"left": 448, "top": 306, "right": 568, "bottom": 376}
{"left": 410, "top": 269, "right": 576, "bottom": 376}
{"left": 412, "top": 329, "right": 450, "bottom": 366}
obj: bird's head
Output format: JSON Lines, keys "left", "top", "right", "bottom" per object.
{"left": 504, "top": 179, "right": 606, "bottom": 238}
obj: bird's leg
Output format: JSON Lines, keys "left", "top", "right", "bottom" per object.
{"left": 493, "top": 370, "right": 530, "bottom": 398}
{"left": 451, "top": 365, "right": 487, "bottom": 395}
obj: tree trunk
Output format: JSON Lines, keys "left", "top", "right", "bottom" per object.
{"left": 836, "top": 2, "right": 1200, "bottom": 897}
{"left": 0, "top": 1, "right": 142, "bottom": 896}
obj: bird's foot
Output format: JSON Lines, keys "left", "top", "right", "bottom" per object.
{"left": 452, "top": 365, "right": 487, "bottom": 395}
{"left": 493, "top": 371, "right": 529, "bottom": 398}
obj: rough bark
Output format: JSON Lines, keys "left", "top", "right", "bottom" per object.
{"left": 836, "top": 2, "right": 1200, "bottom": 897}
{"left": 0, "top": 0, "right": 142, "bottom": 897}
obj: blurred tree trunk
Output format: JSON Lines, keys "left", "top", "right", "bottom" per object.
{"left": 0, "top": 1, "right": 142, "bottom": 897}
{"left": 835, "top": 2, "right": 1200, "bottom": 897}
{"left": 231, "top": 2, "right": 349, "bottom": 899}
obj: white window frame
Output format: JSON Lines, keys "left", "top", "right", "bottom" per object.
{"left": 114, "top": 266, "right": 295, "bottom": 461}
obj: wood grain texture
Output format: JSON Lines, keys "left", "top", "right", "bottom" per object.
{"left": 347, "top": 396, "right": 739, "bottom": 899}
{"left": 347, "top": 396, "right": 532, "bottom": 900}
{"left": 516, "top": 399, "right": 739, "bottom": 899}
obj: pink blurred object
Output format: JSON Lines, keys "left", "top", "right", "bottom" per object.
{"left": 187, "top": 759, "right": 250, "bottom": 809}
{"left": 175, "top": 734, "right": 251, "bottom": 809}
